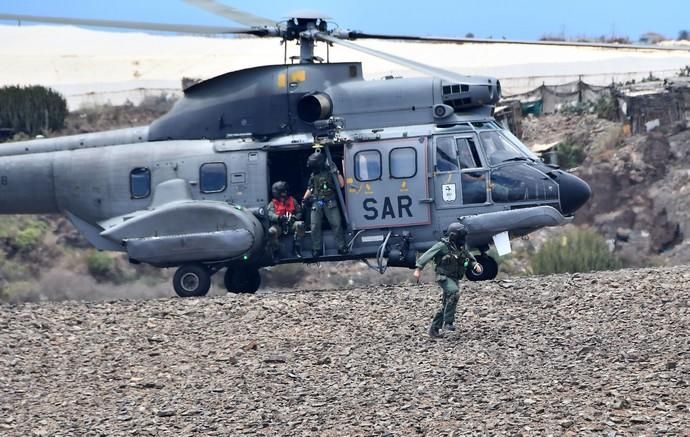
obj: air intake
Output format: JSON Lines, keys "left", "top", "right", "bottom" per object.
{"left": 441, "top": 79, "right": 501, "bottom": 110}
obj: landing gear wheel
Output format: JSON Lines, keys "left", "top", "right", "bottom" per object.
{"left": 224, "top": 268, "right": 261, "bottom": 294}
{"left": 466, "top": 254, "right": 498, "bottom": 281}
{"left": 173, "top": 264, "right": 211, "bottom": 297}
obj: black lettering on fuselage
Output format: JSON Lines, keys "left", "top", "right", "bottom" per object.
{"left": 381, "top": 197, "right": 395, "bottom": 219}
{"left": 362, "top": 195, "right": 414, "bottom": 221}
{"left": 363, "top": 198, "right": 378, "bottom": 220}
{"left": 398, "top": 195, "right": 412, "bottom": 218}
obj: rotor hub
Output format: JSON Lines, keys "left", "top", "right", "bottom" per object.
{"left": 285, "top": 17, "right": 328, "bottom": 41}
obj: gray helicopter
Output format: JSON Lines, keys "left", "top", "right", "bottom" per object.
{"left": 0, "top": 1, "right": 592, "bottom": 297}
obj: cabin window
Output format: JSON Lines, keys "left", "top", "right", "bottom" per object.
{"left": 200, "top": 162, "right": 227, "bottom": 193}
{"left": 354, "top": 150, "right": 382, "bottom": 182}
{"left": 130, "top": 167, "right": 151, "bottom": 199}
{"left": 456, "top": 138, "right": 482, "bottom": 169}
{"left": 389, "top": 147, "right": 417, "bottom": 179}
{"left": 435, "top": 137, "right": 458, "bottom": 172}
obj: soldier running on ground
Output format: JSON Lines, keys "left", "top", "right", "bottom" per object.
{"left": 267, "top": 181, "right": 305, "bottom": 258}
{"left": 413, "top": 222, "right": 483, "bottom": 338}
{"left": 302, "top": 150, "right": 347, "bottom": 258}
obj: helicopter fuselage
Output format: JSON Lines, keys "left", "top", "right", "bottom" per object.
{"left": 0, "top": 62, "right": 590, "bottom": 294}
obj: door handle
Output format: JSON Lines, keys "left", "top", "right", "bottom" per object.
{"left": 419, "top": 198, "right": 434, "bottom": 204}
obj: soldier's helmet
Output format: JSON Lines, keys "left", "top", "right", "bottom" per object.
{"left": 446, "top": 222, "right": 467, "bottom": 245}
{"left": 307, "top": 151, "right": 326, "bottom": 171}
{"left": 272, "top": 181, "right": 289, "bottom": 198}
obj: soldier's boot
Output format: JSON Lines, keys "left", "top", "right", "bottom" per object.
{"left": 428, "top": 325, "right": 444, "bottom": 338}
{"left": 293, "top": 239, "right": 303, "bottom": 258}
{"left": 444, "top": 324, "right": 456, "bottom": 332}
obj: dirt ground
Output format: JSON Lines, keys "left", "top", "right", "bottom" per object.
{"left": 1, "top": 266, "right": 689, "bottom": 435}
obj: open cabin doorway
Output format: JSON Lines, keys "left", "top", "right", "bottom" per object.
{"left": 267, "top": 144, "right": 347, "bottom": 232}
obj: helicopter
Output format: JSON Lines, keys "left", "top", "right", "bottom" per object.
{"left": 0, "top": 0, "right": 593, "bottom": 297}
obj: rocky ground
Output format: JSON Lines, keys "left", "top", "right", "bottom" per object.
{"left": 1, "top": 266, "right": 689, "bottom": 436}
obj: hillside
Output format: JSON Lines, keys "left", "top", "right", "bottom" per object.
{"left": 1, "top": 266, "right": 688, "bottom": 435}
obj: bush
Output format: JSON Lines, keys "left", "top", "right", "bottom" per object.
{"left": 556, "top": 139, "right": 586, "bottom": 169}
{"left": 531, "top": 229, "right": 622, "bottom": 275}
{"left": 14, "top": 227, "right": 44, "bottom": 252}
{"left": 86, "top": 251, "right": 119, "bottom": 283}
{"left": 0, "top": 216, "right": 48, "bottom": 254}
{"left": 0, "top": 85, "right": 67, "bottom": 135}
{"left": 594, "top": 95, "right": 618, "bottom": 121}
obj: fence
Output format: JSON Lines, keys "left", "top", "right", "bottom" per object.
{"left": 503, "top": 79, "right": 614, "bottom": 114}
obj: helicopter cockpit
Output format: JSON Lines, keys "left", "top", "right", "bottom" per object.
{"left": 432, "top": 120, "right": 586, "bottom": 216}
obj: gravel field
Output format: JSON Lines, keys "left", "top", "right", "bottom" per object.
{"left": 1, "top": 266, "right": 689, "bottom": 436}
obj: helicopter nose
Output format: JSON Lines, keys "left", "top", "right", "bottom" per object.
{"left": 558, "top": 172, "right": 591, "bottom": 216}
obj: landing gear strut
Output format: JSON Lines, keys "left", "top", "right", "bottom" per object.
{"left": 173, "top": 263, "right": 212, "bottom": 297}
{"left": 466, "top": 254, "right": 498, "bottom": 281}
{"left": 224, "top": 268, "right": 261, "bottom": 294}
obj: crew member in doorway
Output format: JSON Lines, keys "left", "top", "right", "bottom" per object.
{"left": 267, "top": 181, "right": 305, "bottom": 258}
{"left": 413, "top": 222, "right": 483, "bottom": 338}
{"left": 303, "top": 150, "right": 347, "bottom": 258}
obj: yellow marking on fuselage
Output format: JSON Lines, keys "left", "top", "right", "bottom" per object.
{"left": 290, "top": 70, "right": 306, "bottom": 82}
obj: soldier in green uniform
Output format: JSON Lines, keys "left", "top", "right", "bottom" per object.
{"left": 414, "top": 222, "right": 483, "bottom": 338}
{"left": 302, "top": 151, "right": 347, "bottom": 258}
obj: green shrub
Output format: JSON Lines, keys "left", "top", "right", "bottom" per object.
{"left": 594, "top": 95, "right": 619, "bottom": 121}
{"left": 0, "top": 217, "right": 48, "bottom": 253}
{"left": 14, "top": 226, "right": 44, "bottom": 252}
{"left": 531, "top": 229, "right": 622, "bottom": 275}
{"left": 86, "top": 251, "right": 118, "bottom": 282}
{"left": 556, "top": 139, "right": 586, "bottom": 169}
{"left": 0, "top": 85, "right": 67, "bottom": 135}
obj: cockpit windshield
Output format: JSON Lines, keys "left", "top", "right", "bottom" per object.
{"left": 479, "top": 130, "right": 535, "bottom": 166}
{"left": 500, "top": 129, "right": 540, "bottom": 161}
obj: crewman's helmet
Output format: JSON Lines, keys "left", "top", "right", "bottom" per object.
{"left": 446, "top": 222, "right": 468, "bottom": 245}
{"left": 307, "top": 151, "right": 326, "bottom": 171}
{"left": 272, "top": 181, "right": 289, "bottom": 198}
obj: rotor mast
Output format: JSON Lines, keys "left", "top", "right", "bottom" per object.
{"left": 285, "top": 17, "right": 328, "bottom": 63}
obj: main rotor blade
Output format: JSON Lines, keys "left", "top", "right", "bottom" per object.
{"left": 0, "top": 13, "right": 259, "bottom": 34}
{"left": 183, "top": 0, "right": 276, "bottom": 28}
{"left": 350, "top": 32, "right": 690, "bottom": 52}
{"left": 316, "top": 33, "right": 484, "bottom": 84}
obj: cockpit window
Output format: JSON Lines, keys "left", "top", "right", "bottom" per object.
{"left": 471, "top": 121, "right": 496, "bottom": 130}
{"left": 491, "top": 165, "right": 559, "bottom": 203}
{"left": 435, "top": 137, "right": 458, "bottom": 172}
{"left": 480, "top": 131, "right": 529, "bottom": 166}
{"left": 456, "top": 138, "right": 482, "bottom": 169}
{"left": 500, "top": 129, "right": 540, "bottom": 160}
